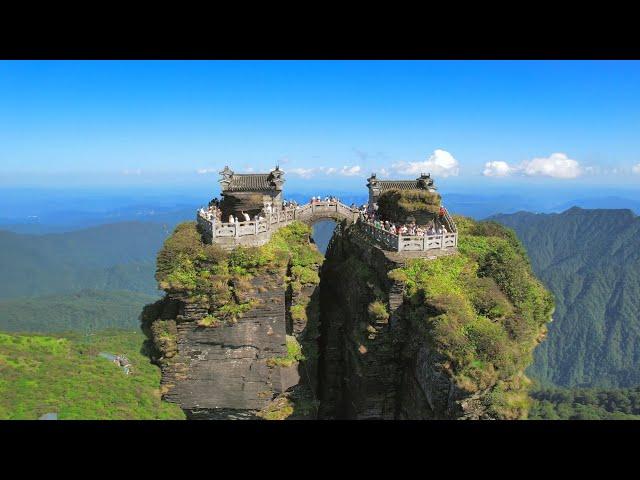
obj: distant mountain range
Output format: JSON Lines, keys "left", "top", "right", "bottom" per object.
{"left": 0, "top": 222, "right": 170, "bottom": 299}
{"left": 0, "top": 206, "right": 197, "bottom": 234}
{"left": 2, "top": 202, "right": 640, "bottom": 394}
{"left": 0, "top": 290, "right": 159, "bottom": 333}
{"left": 2, "top": 190, "right": 640, "bottom": 235}
{"left": 493, "top": 207, "right": 640, "bottom": 388}
{"left": 549, "top": 196, "right": 640, "bottom": 214}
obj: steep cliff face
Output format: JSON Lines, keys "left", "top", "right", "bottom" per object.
{"left": 319, "top": 224, "right": 485, "bottom": 419}
{"left": 319, "top": 219, "right": 554, "bottom": 419}
{"left": 144, "top": 216, "right": 553, "bottom": 420}
{"left": 142, "top": 222, "right": 322, "bottom": 419}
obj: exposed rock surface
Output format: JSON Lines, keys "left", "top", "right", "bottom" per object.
{"left": 144, "top": 222, "right": 322, "bottom": 420}
{"left": 319, "top": 222, "right": 480, "bottom": 419}
{"left": 150, "top": 272, "right": 309, "bottom": 419}
{"left": 144, "top": 218, "right": 550, "bottom": 420}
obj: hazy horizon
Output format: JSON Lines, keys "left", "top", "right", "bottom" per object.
{"left": 2, "top": 60, "right": 640, "bottom": 191}
{"left": 2, "top": 60, "right": 640, "bottom": 230}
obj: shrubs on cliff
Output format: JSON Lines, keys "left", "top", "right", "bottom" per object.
{"left": 377, "top": 189, "right": 441, "bottom": 223}
{"left": 150, "top": 319, "right": 178, "bottom": 359}
{"left": 368, "top": 300, "right": 389, "bottom": 323}
{"left": 267, "top": 335, "right": 305, "bottom": 368}
{"left": 275, "top": 222, "right": 323, "bottom": 291}
{"left": 389, "top": 216, "right": 554, "bottom": 419}
{"left": 154, "top": 221, "right": 322, "bottom": 327}
{"left": 156, "top": 222, "right": 228, "bottom": 295}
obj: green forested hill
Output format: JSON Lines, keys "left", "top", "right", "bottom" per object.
{"left": 0, "top": 290, "right": 159, "bottom": 333}
{"left": 493, "top": 207, "right": 640, "bottom": 388}
{"left": 530, "top": 386, "right": 640, "bottom": 420}
{"left": 0, "top": 329, "right": 184, "bottom": 420}
{"left": 0, "top": 222, "right": 170, "bottom": 299}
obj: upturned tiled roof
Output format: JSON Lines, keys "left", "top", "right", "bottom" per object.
{"left": 375, "top": 180, "right": 424, "bottom": 192}
{"left": 225, "top": 174, "right": 275, "bottom": 192}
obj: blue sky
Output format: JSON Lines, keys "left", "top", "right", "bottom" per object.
{"left": 1, "top": 60, "right": 640, "bottom": 193}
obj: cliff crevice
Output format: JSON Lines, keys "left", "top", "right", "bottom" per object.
{"left": 143, "top": 216, "right": 553, "bottom": 420}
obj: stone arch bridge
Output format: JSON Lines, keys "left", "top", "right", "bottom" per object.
{"left": 196, "top": 165, "right": 457, "bottom": 253}
{"left": 198, "top": 199, "right": 458, "bottom": 253}
{"left": 197, "top": 200, "right": 360, "bottom": 250}
{"left": 294, "top": 201, "right": 360, "bottom": 225}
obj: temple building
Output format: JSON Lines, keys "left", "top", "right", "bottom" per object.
{"left": 366, "top": 172, "right": 437, "bottom": 212}
{"left": 218, "top": 165, "right": 285, "bottom": 219}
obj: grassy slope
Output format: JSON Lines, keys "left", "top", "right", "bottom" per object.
{"left": 0, "top": 329, "right": 185, "bottom": 420}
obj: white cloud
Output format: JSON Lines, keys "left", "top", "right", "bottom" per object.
{"left": 521, "top": 152, "right": 581, "bottom": 179}
{"left": 393, "top": 149, "right": 460, "bottom": 177}
{"left": 197, "top": 168, "right": 216, "bottom": 175}
{"left": 339, "top": 165, "right": 362, "bottom": 176}
{"left": 632, "top": 163, "right": 640, "bottom": 175}
{"left": 483, "top": 161, "right": 512, "bottom": 177}
{"left": 288, "top": 168, "right": 316, "bottom": 179}
{"left": 482, "top": 153, "right": 582, "bottom": 179}
{"left": 287, "top": 165, "right": 363, "bottom": 178}
{"left": 122, "top": 169, "right": 142, "bottom": 176}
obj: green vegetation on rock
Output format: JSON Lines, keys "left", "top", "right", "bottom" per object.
{"left": 389, "top": 216, "right": 554, "bottom": 419}
{"left": 377, "top": 189, "right": 441, "bottom": 223}
{"left": 267, "top": 335, "right": 305, "bottom": 368}
{"left": 155, "top": 221, "right": 322, "bottom": 327}
{"left": 149, "top": 220, "right": 324, "bottom": 419}
{"left": 256, "top": 394, "right": 295, "bottom": 420}
{"left": 0, "top": 329, "right": 185, "bottom": 420}
{"left": 368, "top": 300, "right": 389, "bottom": 323}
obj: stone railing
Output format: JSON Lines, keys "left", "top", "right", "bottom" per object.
{"left": 295, "top": 201, "right": 360, "bottom": 223}
{"left": 441, "top": 206, "right": 458, "bottom": 233}
{"left": 197, "top": 201, "right": 359, "bottom": 246}
{"left": 358, "top": 220, "right": 458, "bottom": 253}
{"left": 358, "top": 221, "right": 399, "bottom": 251}
{"left": 197, "top": 207, "right": 297, "bottom": 240}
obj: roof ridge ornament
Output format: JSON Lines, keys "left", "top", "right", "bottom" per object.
{"left": 219, "top": 165, "right": 234, "bottom": 191}
{"left": 269, "top": 165, "right": 285, "bottom": 191}
{"left": 367, "top": 173, "right": 378, "bottom": 187}
{"left": 220, "top": 165, "right": 234, "bottom": 178}
{"left": 417, "top": 172, "right": 435, "bottom": 190}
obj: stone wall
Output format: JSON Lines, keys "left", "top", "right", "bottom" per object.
{"left": 220, "top": 191, "right": 282, "bottom": 219}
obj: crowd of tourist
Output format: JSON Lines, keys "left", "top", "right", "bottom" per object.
{"left": 199, "top": 204, "right": 222, "bottom": 222}
{"left": 200, "top": 197, "right": 302, "bottom": 225}
{"left": 199, "top": 194, "right": 452, "bottom": 247}
{"left": 359, "top": 206, "right": 449, "bottom": 237}
{"left": 202, "top": 196, "right": 452, "bottom": 236}
{"left": 310, "top": 195, "right": 341, "bottom": 204}
{"left": 370, "top": 218, "right": 448, "bottom": 237}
